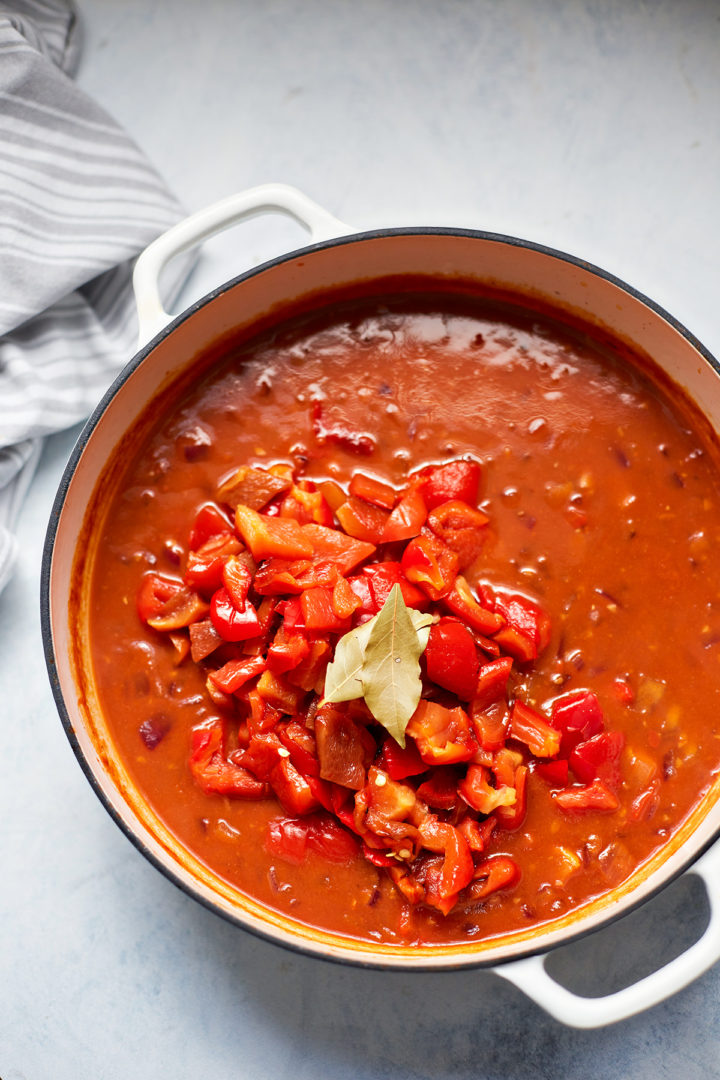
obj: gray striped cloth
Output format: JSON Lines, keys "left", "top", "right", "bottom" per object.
{"left": 0, "top": 0, "right": 190, "bottom": 594}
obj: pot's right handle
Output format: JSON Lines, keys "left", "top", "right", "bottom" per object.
{"left": 494, "top": 842, "right": 720, "bottom": 1028}
{"left": 132, "top": 183, "right": 353, "bottom": 346}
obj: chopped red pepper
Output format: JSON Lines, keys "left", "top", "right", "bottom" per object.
{"left": 401, "top": 532, "right": 459, "bottom": 601}
{"left": 509, "top": 700, "right": 562, "bottom": 758}
{"left": 210, "top": 587, "right": 261, "bottom": 642}
{"left": 423, "top": 617, "right": 479, "bottom": 700}
{"left": 414, "top": 458, "right": 482, "bottom": 511}
{"left": 381, "top": 486, "right": 427, "bottom": 543}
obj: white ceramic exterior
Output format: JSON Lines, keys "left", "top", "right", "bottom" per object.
{"left": 42, "top": 185, "right": 720, "bottom": 1028}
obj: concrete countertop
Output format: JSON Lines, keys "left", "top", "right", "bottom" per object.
{"left": 2, "top": 2, "right": 720, "bottom": 1077}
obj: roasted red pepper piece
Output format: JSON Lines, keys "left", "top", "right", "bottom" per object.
{"left": 379, "top": 736, "right": 427, "bottom": 781}
{"left": 494, "top": 764, "right": 528, "bottom": 829}
{"left": 469, "top": 699, "right": 509, "bottom": 752}
{"left": 315, "top": 704, "right": 376, "bottom": 790}
{"left": 550, "top": 689, "right": 605, "bottom": 757}
{"left": 468, "top": 855, "right": 520, "bottom": 899}
{"left": 280, "top": 481, "right": 334, "bottom": 527}
{"left": 423, "top": 617, "right": 479, "bottom": 700}
{"left": 190, "top": 720, "right": 269, "bottom": 798}
{"left": 381, "top": 486, "right": 427, "bottom": 543}
{"left": 348, "top": 472, "right": 398, "bottom": 510}
{"left": 222, "top": 554, "right": 253, "bottom": 609}
{"left": 265, "top": 816, "right": 309, "bottom": 864}
{"left": 569, "top": 730, "right": 625, "bottom": 789}
{"left": 473, "top": 656, "right": 513, "bottom": 711}
{"left": 509, "top": 700, "right": 562, "bottom": 758}
{"left": 277, "top": 720, "right": 320, "bottom": 777}
{"left": 300, "top": 523, "right": 376, "bottom": 575}
{"left": 458, "top": 763, "right": 517, "bottom": 815}
{"left": 415, "top": 766, "right": 459, "bottom": 809}
{"left": 442, "top": 576, "right": 504, "bottom": 635}
{"left": 414, "top": 458, "right": 482, "bottom": 511}
{"left": 554, "top": 778, "right": 620, "bottom": 813}
{"left": 136, "top": 572, "right": 185, "bottom": 623}
{"left": 184, "top": 532, "right": 245, "bottom": 593}
{"left": 235, "top": 504, "right": 314, "bottom": 560}
{"left": 300, "top": 586, "right": 352, "bottom": 633}
{"left": 534, "top": 759, "right": 570, "bottom": 786}
{"left": 217, "top": 464, "right": 292, "bottom": 511}
{"left": 362, "top": 561, "right": 426, "bottom": 612}
{"left": 426, "top": 499, "right": 489, "bottom": 568}
{"left": 270, "top": 756, "right": 321, "bottom": 815}
{"left": 208, "top": 655, "right": 266, "bottom": 694}
{"left": 336, "top": 497, "right": 390, "bottom": 544}
{"left": 266, "top": 626, "right": 311, "bottom": 674}
{"left": 417, "top": 817, "right": 474, "bottom": 899}
{"left": 401, "top": 532, "right": 459, "bottom": 601}
{"left": 489, "top": 588, "right": 552, "bottom": 662}
{"left": 210, "top": 587, "right": 261, "bottom": 642}
{"left": 188, "top": 503, "right": 234, "bottom": 550}
{"left": 407, "top": 700, "right": 477, "bottom": 764}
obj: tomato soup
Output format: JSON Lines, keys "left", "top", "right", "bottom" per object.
{"left": 86, "top": 291, "right": 720, "bottom": 947}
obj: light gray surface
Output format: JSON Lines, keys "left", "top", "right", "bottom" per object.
{"left": 3, "top": 1, "right": 720, "bottom": 1077}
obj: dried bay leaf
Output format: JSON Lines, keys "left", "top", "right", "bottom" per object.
{"left": 362, "top": 585, "right": 433, "bottom": 746}
{"left": 322, "top": 618, "right": 374, "bottom": 704}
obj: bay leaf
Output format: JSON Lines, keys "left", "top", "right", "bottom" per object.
{"left": 321, "top": 618, "right": 374, "bottom": 704}
{"left": 361, "top": 584, "right": 433, "bottom": 747}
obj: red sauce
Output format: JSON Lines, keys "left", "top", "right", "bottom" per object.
{"left": 87, "top": 293, "right": 720, "bottom": 946}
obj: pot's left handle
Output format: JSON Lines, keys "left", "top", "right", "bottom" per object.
{"left": 132, "top": 184, "right": 353, "bottom": 347}
{"left": 493, "top": 842, "right": 720, "bottom": 1028}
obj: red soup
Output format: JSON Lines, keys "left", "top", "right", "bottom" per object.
{"left": 86, "top": 290, "right": 720, "bottom": 947}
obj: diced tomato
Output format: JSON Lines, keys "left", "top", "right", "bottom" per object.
{"left": 188, "top": 503, "right": 235, "bottom": 550}
{"left": 407, "top": 700, "right": 477, "bottom": 764}
{"left": 426, "top": 499, "right": 489, "bottom": 568}
{"left": 554, "top": 778, "right": 620, "bottom": 813}
{"left": 509, "top": 700, "right": 561, "bottom": 758}
{"left": 381, "top": 486, "right": 427, "bottom": 543}
{"left": 570, "top": 730, "right": 625, "bottom": 789}
{"left": 235, "top": 504, "right": 314, "bottom": 560}
{"left": 210, "top": 587, "right": 261, "bottom": 642}
{"left": 414, "top": 459, "right": 482, "bottom": 511}
{"left": 443, "top": 576, "right": 504, "bottom": 635}
{"left": 550, "top": 689, "right": 605, "bottom": 757}
{"left": 379, "top": 737, "right": 427, "bottom": 781}
{"left": 423, "top": 618, "right": 479, "bottom": 700}
{"left": 613, "top": 676, "right": 635, "bottom": 705}
{"left": 349, "top": 472, "right": 398, "bottom": 510}
{"left": 401, "top": 532, "right": 459, "bottom": 601}
{"left": 190, "top": 720, "right": 268, "bottom": 798}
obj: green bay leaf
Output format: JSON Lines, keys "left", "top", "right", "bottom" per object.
{"left": 361, "top": 584, "right": 433, "bottom": 747}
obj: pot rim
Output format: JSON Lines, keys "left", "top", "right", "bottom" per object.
{"left": 40, "top": 224, "right": 720, "bottom": 971}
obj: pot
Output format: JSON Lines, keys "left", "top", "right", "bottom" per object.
{"left": 41, "top": 184, "right": 720, "bottom": 1028}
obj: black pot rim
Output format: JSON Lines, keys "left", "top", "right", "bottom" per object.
{"left": 39, "top": 224, "right": 720, "bottom": 973}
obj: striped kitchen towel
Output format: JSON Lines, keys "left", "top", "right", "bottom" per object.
{"left": 0, "top": 0, "right": 191, "bottom": 594}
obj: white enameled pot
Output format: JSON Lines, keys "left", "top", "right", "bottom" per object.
{"left": 42, "top": 184, "right": 720, "bottom": 1029}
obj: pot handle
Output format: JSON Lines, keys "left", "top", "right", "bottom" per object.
{"left": 132, "top": 183, "right": 353, "bottom": 346}
{"left": 493, "top": 843, "right": 720, "bottom": 1028}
